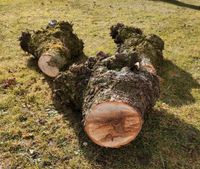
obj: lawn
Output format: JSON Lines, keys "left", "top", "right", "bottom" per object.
{"left": 0, "top": 0, "right": 200, "bottom": 168}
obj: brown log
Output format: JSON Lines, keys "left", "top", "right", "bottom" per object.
{"left": 20, "top": 21, "right": 164, "bottom": 148}
{"left": 54, "top": 51, "right": 160, "bottom": 148}
{"left": 19, "top": 21, "right": 85, "bottom": 77}
{"left": 82, "top": 60, "right": 159, "bottom": 148}
{"left": 81, "top": 24, "right": 163, "bottom": 147}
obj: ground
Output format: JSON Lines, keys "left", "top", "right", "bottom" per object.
{"left": 0, "top": 0, "right": 200, "bottom": 168}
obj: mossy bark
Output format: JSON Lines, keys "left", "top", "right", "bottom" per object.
{"left": 19, "top": 21, "right": 86, "bottom": 77}
{"left": 20, "top": 21, "right": 164, "bottom": 147}
{"left": 82, "top": 60, "right": 160, "bottom": 118}
{"left": 110, "top": 23, "right": 164, "bottom": 70}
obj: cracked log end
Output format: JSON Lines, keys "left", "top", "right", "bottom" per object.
{"left": 84, "top": 102, "right": 143, "bottom": 148}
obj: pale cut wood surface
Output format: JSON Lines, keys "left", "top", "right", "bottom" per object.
{"left": 84, "top": 102, "right": 143, "bottom": 148}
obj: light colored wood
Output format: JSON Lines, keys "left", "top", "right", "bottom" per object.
{"left": 84, "top": 102, "right": 143, "bottom": 148}
{"left": 38, "top": 54, "right": 60, "bottom": 77}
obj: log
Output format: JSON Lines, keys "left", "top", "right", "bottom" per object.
{"left": 19, "top": 21, "right": 85, "bottom": 77}
{"left": 82, "top": 24, "right": 163, "bottom": 147}
{"left": 83, "top": 63, "right": 159, "bottom": 148}
{"left": 20, "top": 21, "right": 164, "bottom": 148}
{"left": 110, "top": 23, "right": 164, "bottom": 70}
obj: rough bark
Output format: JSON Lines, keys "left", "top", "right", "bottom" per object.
{"left": 20, "top": 21, "right": 164, "bottom": 148}
{"left": 110, "top": 23, "right": 164, "bottom": 70}
{"left": 19, "top": 21, "right": 85, "bottom": 77}
{"left": 83, "top": 59, "right": 159, "bottom": 147}
{"left": 53, "top": 58, "right": 95, "bottom": 109}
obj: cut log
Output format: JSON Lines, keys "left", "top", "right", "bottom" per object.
{"left": 84, "top": 102, "right": 143, "bottom": 148}
{"left": 19, "top": 21, "right": 85, "bottom": 77}
{"left": 82, "top": 62, "right": 159, "bottom": 148}
{"left": 82, "top": 24, "right": 163, "bottom": 147}
{"left": 20, "top": 21, "right": 164, "bottom": 148}
{"left": 54, "top": 51, "right": 160, "bottom": 148}
{"left": 38, "top": 52, "right": 66, "bottom": 77}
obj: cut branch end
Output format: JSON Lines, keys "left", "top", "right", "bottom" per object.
{"left": 84, "top": 102, "right": 143, "bottom": 148}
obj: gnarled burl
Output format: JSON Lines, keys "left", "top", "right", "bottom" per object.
{"left": 20, "top": 21, "right": 164, "bottom": 148}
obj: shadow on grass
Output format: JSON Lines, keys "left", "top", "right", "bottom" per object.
{"left": 158, "top": 60, "right": 200, "bottom": 106}
{"left": 26, "top": 57, "right": 200, "bottom": 168}
{"left": 155, "top": 0, "right": 200, "bottom": 11}
{"left": 52, "top": 97, "right": 200, "bottom": 168}
{"left": 26, "top": 56, "right": 42, "bottom": 74}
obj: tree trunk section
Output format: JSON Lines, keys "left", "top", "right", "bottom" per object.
{"left": 20, "top": 21, "right": 164, "bottom": 148}
{"left": 38, "top": 48, "right": 68, "bottom": 77}
{"left": 83, "top": 62, "right": 159, "bottom": 148}
{"left": 19, "top": 21, "right": 85, "bottom": 77}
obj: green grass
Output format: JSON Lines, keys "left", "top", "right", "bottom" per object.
{"left": 0, "top": 0, "right": 200, "bottom": 168}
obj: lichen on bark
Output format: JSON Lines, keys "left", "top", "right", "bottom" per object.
{"left": 20, "top": 21, "right": 165, "bottom": 147}
{"left": 20, "top": 21, "right": 165, "bottom": 115}
{"left": 110, "top": 23, "right": 164, "bottom": 70}
{"left": 19, "top": 21, "right": 86, "bottom": 70}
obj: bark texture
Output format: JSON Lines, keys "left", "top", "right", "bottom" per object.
{"left": 19, "top": 21, "right": 85, "bottom": 77}
{"left": 83, "top": 60, "right": 159, "bottom": 118}
{"left": 110, "top": 23, "right": 164, "bottom": 70}
{"left": 20, "top": 21, "right": 164, "bottom": 148}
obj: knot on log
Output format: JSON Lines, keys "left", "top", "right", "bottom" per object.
{"left": 20, "top": 21, "right": 164, "bottom": 148}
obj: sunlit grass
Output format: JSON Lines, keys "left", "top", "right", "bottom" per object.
{"left": 0, "top": 0, "right": 200, "bottom": 168}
